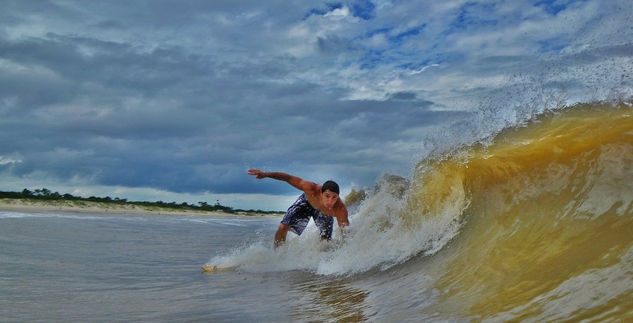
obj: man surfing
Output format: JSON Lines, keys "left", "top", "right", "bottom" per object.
{"left": 248, "top": 169, "right": 349, "bottom": 248}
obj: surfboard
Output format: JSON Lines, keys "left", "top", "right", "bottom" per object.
{"left": 201, "top": 264, "right": 235, "bottom": 273}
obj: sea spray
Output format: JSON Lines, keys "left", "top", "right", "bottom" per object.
{"left": 209, "top": 172, "right": 468, "bottom": 276}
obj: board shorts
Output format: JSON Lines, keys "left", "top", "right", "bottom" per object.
{"left": 281, "top": 194, "right": 334, "bottom": 239}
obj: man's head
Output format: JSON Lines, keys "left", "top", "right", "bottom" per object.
{"left": 321, "top": 180, "right": 340, "bottom": 210}
{"left": 321, "top": 180, "right": 340, "bottom": 195}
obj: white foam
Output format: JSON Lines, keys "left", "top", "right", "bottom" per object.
{"left": 208, "top": 175, "right": 467, "bottom": 276}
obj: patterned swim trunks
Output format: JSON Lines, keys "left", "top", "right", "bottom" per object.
{"left": 281, "top": 193, "right": 334, "bottom": 239}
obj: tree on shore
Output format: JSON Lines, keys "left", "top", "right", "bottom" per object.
{"left": 0, "top": 188, "right": 282, "bottom": 214}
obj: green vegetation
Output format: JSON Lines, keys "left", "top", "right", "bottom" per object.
{"left": 0, "top": 188, "right": 282, "bottom": 215}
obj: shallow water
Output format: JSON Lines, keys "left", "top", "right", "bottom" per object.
{"left": 0, "top": 211, "right": 446, "bottom": 322}
{"left": 0, "top": 212, "right": 297, "bottom": 322}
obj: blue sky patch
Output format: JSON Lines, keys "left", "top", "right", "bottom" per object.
{"left": 349, "top": 0, "right": 376, "bottom": 20}
{"left": 535, "top": 0, "right": 573, "bottom": 15}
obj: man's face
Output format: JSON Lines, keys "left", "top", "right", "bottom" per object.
{"left": 321, "top": 190, "right": 339, "bottom": 210}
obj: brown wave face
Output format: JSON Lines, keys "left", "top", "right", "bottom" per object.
{"left": 410, "top": 102, "right": 633, "bottom": 321}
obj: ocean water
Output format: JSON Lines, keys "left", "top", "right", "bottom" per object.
{"left": 0, "top": 212, "right": 290, "bottom": 322}
{"left": 3, "top": 102, "right": 633, "bottom": 322}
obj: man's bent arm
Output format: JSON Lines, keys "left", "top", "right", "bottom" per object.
{"left": 333, "top": 202, "right": 350, "bottom": 238}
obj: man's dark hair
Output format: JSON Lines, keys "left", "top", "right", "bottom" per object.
{"left": 321, "top": 180, "right": 340, "bottom": 194}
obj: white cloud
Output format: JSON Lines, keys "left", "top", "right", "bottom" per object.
{"left": 0, "top": 156, "right": 22, "bottom": 165}
{"left": 408, "top": 64, "right": 440, "bottom": 75}
{"left": 324, "top": 6, "right": 351, "bottom": 20}
{"left": 364, "top": 33, "right": 390, "bottom": 50}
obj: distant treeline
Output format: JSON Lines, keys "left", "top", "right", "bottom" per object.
{"left": 0, "top": 188, "right": 282, "bottom": 215}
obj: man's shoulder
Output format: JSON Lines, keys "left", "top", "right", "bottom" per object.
{"left": 302, "top": 183, "right": 321, "bottom": 195}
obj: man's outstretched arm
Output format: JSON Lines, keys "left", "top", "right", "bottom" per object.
{"left": 248, "top": 169, "right": 317, "bottom": 192}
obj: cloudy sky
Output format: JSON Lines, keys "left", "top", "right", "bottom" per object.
{"left": 1, "top": 0, "right": 632, "bottom": 210}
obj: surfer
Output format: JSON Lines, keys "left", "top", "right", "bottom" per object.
{"left": 248, "top": 169, "right": 349, "bottom": 248}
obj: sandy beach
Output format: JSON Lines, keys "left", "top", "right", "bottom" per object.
{"left": 0, "top": 198, "right": 278, "bottom": 217}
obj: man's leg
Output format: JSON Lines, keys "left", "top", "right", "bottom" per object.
{"left": 274, "top": 224, "right": 290, "bottom": 248}
{"left": 313, "top": 212, "right": 334, "bottom": 241}
{"left": 275, "top": 194, "right": 310, "bottom": 248}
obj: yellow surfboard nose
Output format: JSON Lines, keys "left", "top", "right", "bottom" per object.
{"left": 201, "top": 264, "right": 234, "bottom": 273}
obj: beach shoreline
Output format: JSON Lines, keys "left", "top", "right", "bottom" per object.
{"left": 0, "top": 198, "right": 281, "bottom": 217}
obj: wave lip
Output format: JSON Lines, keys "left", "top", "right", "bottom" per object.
{"left": 422, "top": 102, "right": 633, "bottom": 321}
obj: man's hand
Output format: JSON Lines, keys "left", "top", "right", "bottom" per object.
{"left": 248, "top": 169, "right": 267, "bottom": 179}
